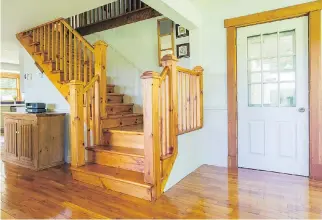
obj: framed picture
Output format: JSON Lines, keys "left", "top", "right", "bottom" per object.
{"left": 176, "top": 43, "right": 190, "bottom": 58}
{"left": 175, "top": 24, "right": 189, "bottom": 38}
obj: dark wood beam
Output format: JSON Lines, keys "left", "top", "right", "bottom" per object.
{"left": 76, "top": 7, "right": 161, "bottom": 36}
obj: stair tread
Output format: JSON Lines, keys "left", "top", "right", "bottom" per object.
{"left": 106, "top": 103, "right": 133, "bottom": 106}
{"left": 86, "top": 145, "right": 144, "bottom": 157}
{"left": 106, "top": 113, "right": 142, "bottom": 119}
{"left": 108, "top": 124, "right": 144, "bottom": 133}
{"left": 107, "top": 93, "right": 124, "bottom": 96}
{"left": 72, "top": 163, "right": 150, "bottom": 187}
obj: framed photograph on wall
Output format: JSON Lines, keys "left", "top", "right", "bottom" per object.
{"left": 175, "top": 24, "right": 189, "bottom": 38}
{"left": 176, "top": 43, "right": 190, "bottom": 58}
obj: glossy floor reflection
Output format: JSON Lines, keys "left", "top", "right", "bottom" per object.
{"left": 1, "top": 161, "right": 321, "bottom": 219}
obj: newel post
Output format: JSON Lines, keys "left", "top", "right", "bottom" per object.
{"left": 94, "top": 40, "right": 108, "bottom": 144}
{"left": 69, "top": 80, "right": 85, "bottom": 167}
{"left": 141, "top": 71, "right": 161, "bottom": 200}
{"left": 193, "top": 66, "right": 204, "bottom": 127}
{"left": 161, "top": 54, "right": 178, "bottom": 154}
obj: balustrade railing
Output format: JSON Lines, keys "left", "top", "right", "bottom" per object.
{"left": 141, "top": 54, "right": 203, "bottom": 200}
{"left": 67, "top": 0, "right": 148, "bottom": 30}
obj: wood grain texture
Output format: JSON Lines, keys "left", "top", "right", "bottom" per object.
{"left": 103, "top": 130, "right": 144, "bottom": 149}
{"left": 140, "top": 71, "right": 161, "bottom": 200}
{"left": 71, "top": 163, "right": 152, "bottom": 201}
{"left": 224, "top": 0, "right": 322, "bottom": 28}
{"left": 86, "top": 146, "right": 144, "bottom": 172}
{"left": 101, "top": 114, "right": 143, "bottom": 129}
{"left": 309, "top": 10, "right": 322, "bottom": 181}
{"left": 3, "top": 113, "right": 65, "bottom": 171}
{"left": 69, "top": 81, "right": 85, "bottom": 167}
{"left": 106, "top": 103, "right": 134, "bottom": 115}
{"left": 76, "top": 7, "right": 161, "bottom": 36}
{"left": 226, "top": 27, "right": 238, "bottom": 169}
{"left": 1, "top": 162, "right": 322, "bottom": 219}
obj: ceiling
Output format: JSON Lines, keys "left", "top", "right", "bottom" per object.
{"left": 0, "top": 0, "right": 115, "bottom": 62}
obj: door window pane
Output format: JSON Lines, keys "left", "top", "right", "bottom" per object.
{"left": 263, "top": 83, "right": 278, "bottom": 106}
{"left": 263, "top": 72, "right": 278, "bottom": 83}
{"left": 279, "top": 56, "right": 295, "bottom": 71}
{"left": 280, "top": 83, "right": 296, "bottom": 107}
{"left": 249, "top": 73, "right": 261, "bottom": 83}
{"left": 262, "top": 33, "right": 277, "bottom": 58}
{"left": 280, "top": 71, "right": 295, "bottom": 82}
{"left": 247, "top": 35, "right": 261, "bottom": 59}
{"left": 248, "top": 60, "right": 261, "bottom": 72}
{"left": 262, "top": 58, "right": 277, "bottom": 71}
{"left": 279, "top": 30, "right": 295, "bottom": 56}
{"left": 246, "top": 29, "right": 297, "bottom": 108}
{"left": 249, "top": 84, "right": 262, "bottom": 106}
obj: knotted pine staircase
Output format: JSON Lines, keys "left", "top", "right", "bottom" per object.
{"left": 17, "top": 18, "right": 204, "bottom": 201}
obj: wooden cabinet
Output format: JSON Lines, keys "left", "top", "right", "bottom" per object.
{"left": 3, "top": 113, "right": 65, "bottom": 170}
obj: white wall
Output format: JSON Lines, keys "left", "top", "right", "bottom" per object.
{"left": 185, "top": 0, "right": 316, "bottom": 168}
{"left": 21, "top": 49, "right": 70, "bottom": 162}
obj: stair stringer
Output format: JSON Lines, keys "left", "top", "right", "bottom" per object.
{"left": 160, "top": 151, "right": 178, "bottom": 193}
{"left": 16, "top": 34, "right": 69, "bottom": 101}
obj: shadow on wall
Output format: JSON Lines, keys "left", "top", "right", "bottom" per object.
{"left": 63, "top": 114, "right": 70, "bottom": 163}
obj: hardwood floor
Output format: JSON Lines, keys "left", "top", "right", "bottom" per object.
{"left": 1, "top": 160, "right": 321, "bottom": 219}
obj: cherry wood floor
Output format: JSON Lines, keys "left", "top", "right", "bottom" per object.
{"left": 1, "top": 160, "right": 322, "bottom": 219}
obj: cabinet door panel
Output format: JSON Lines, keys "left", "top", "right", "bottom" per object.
{"left": 4, "top": 118, "right": 18, "bottom": 159}
{"left": 18, "top": 119, "right": 37, "bottom": 168}
{"left": 19, "top": 123, "right": 33, "bottom": 161}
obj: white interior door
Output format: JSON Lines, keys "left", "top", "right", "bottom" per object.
{"left": 237, "top": 17, "right": 309, "bottom": 176}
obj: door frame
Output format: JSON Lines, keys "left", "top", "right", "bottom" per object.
{"left": 224, "top": 1, "right": 322, "bottom": 180}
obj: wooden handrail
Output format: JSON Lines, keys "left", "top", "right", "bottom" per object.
{"left": 21, "top": 18, "right": 64, "bottom": 33}
{"left": 159, "top": 66, "right": 170, "bottom": 82}
{"left": 84, "top": 75, "right": 99, "bottom": 92}
{"left": 60, "top": 20, "right": 94, "bottom": 52}
{"left": 177, "top": 66, "right": 201, "bottom": 76}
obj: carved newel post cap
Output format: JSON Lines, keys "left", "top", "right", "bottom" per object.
{"left": 193, "top": 66, "right": 204, "bottom": 73}
{"left": 161, "top": 54, "right": 178, "bottom": 62}
{"left": 141, "top": 71, "right": 159, "bottom": 79}
{"left": 94, "top": 40, "right": 108, "bottom": 47}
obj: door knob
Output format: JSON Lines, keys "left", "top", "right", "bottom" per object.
{"left": 298, "top": 107, "right": 305, "bottom": 113}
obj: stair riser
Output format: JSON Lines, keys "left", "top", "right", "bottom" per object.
{"left": 106, "top": 105, "right": 133, "bottom": 115}
{"left": 89, "top": 150, "right": 144, "bottom": 173}
{"left": 101, "top": 116, "right": 143, "bottom": 129}
{"left": 103, "top": 132, "right": 144, "bottom": 149}
{"left": 107, "top": 86, "right": 114, "bottom": 93}
{"left": 107, "top": 95, "right": 123, "bottom": 103}
{"left": 71, "top": 170, "right": 152, "bottom": 201}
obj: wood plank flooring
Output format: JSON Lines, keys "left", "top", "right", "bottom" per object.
{"left": 1, "top": 160, "right": 322, "bottom": 219}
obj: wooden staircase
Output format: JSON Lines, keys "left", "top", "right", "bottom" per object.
{"left": 17, "top": 18, "right": 204, "bottom": 201}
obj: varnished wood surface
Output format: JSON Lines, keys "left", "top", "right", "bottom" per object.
{"left": 108, "top": 124, "right": 144, "bottom": 133}
{"left": 2, "top": 161, "right": 322, "bottom": 218}
{"left": 1, "top": 161, "right": 322, "bottom": 219}
{"left": 71, "top": 163, "right": 147, "bottom": 185}
{"left": 86, "top": 145, "right": 144, "bottom": 157}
